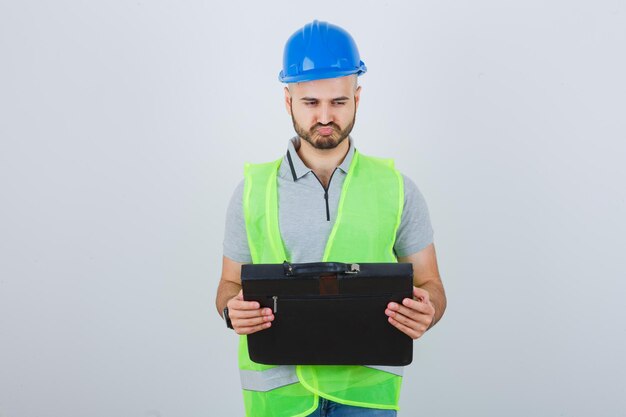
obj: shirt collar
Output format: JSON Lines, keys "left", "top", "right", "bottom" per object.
{"left": 283, "top": 135, "right": 356, "bottom": 182}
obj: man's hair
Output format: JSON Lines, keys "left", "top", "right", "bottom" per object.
{"left": 287, "top": 74, "right": 359, "bottom": 93}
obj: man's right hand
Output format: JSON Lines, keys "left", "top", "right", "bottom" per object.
{"left": 227, "top": 290, "right": 275, "bottom": 335}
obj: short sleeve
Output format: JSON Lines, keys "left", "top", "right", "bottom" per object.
{"left": 222, "top": 179, "right": 252, "bottom": 263}
{"left": 393, "top": 174, "right": 435, "bottom": 257}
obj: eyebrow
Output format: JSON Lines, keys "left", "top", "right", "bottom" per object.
{"left": 300, "top": 96, "right": 350, "bottom": 101}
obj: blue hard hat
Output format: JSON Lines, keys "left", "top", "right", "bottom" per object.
{"left": 278, "top": 20, "right": 367, "bottom": 83}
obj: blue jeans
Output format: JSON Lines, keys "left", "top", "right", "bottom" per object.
{"left": 306, "top": 397, "right": 397, "bottom": 416}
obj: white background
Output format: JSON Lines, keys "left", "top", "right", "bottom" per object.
{"left": 1, "top": 1, "right": 625, "bottom": 416}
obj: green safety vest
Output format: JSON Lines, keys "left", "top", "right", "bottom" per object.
{"left": 240, "top": 149, "right": 406, "bottom": 417}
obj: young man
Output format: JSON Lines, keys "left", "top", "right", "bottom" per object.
{"left": 216, "top": 20, "right": 446, "bottom": 417}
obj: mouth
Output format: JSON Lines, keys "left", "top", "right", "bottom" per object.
{"left": 316, "top": 126, "right": 335, "bottom": 136}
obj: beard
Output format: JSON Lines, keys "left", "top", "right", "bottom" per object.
{"left": 290, "top": 102, "right": 356, "bottom": 150}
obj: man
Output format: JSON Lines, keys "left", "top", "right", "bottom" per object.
{"left": 216, "top": 20, "right": 446, "bottom": 417}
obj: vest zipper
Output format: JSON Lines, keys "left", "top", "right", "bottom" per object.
{"left": 311, "top": 169, "right": 337, "bottom": 222}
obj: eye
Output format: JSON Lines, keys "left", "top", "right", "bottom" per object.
{"left": 304, "top": 101, "right": 316, "bottom": 106}
{"left": 334, "top": 102, "right": 346, "bottom": 106}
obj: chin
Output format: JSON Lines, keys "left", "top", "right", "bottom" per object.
{"left": 316, "top": 141, "right": 338, "bottom": 150}
{"left": 312, "top": 135, "right": 340, "bottom": 149}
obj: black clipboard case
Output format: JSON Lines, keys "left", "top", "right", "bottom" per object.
{"left": 241, "top": 261, "right": 414, "bottom": 366}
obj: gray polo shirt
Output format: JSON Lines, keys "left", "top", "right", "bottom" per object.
{"left": 223, "top": 136, "right": 434, "bottom": 263}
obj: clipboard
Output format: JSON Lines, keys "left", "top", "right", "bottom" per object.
{"left": 241, "top": 261, "right": 414, "bottom": 366}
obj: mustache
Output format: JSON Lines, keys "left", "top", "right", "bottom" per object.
{"left": 311, "top": 123, "right": 340, "bottom": 131}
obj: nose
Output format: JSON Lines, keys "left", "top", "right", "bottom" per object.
{"left": 317, "top": 103, "right": 332, "bottom": 125}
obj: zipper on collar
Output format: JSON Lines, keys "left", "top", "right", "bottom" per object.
{"left": 323, "top": 190, "right": 330, "bottom": 221}
{"left": 311, "top": 169, "right": 337, "bottom": 222}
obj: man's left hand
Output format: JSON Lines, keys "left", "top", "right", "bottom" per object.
{"left": 385, "top": 286, "right": 435, "bottom": 340}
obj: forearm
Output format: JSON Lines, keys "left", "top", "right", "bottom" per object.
{"left": 417, "top": 279, "right": 446, "bottom": 329}
{"left": 216, "top": 280, "right": 242, "bottom": 317}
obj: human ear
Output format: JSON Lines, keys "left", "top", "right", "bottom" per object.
{"left": 284, "top": 86, "right": 292, "bottom": 115}
{"left": 354, "top": 85, "right": 362, "bottom": 110}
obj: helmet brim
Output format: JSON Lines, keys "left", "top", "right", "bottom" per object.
{"left": 278, "top": 67, "right": 367, "bottom": 84}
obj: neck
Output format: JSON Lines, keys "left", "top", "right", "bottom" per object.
{"left": 297, "top": 138, "right": 350, "bottom": 181}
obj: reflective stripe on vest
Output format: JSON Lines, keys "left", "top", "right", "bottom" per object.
{"left": 240, "top": 365, "right": 403, "bottom": 392}
{"left": 240, "top": 366, "right": 299, "bottom": 392}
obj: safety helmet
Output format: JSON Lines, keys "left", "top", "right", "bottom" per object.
{"left": 278, "top": 20, "right": 367, "bottom": 83}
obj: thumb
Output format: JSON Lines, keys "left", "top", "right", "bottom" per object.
{"left": 413, "top": 286, "right": 430, "bottom": 304}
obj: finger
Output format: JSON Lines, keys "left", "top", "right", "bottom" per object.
{"left": 386, "top": 303, "right": 430, "bottom": 327}
{"left": 386, "top": 299, "right": 433, "bottom": 326}
{"left": 234, "top": 290, "right": 243, "bottom": 301}
{"left": 233, "top": 314, "right": 274, "bottom": 328}
{"left": 388, "top": 308, "right": 430, "bottom": 332}
{"left": 228, "top": 298, "right": 261, "bottom": 310}
{"left": 387, "top": 299, "right": 432, "bottom": 317}
{"left": 386, "top": 302, "right": 419, "bottom": 323}
{"left": 229, "top": 307, "right": 273, "bottom": 319}
{"left": 413, "top": 287, "right": 430, "bottom": 303}
{"left": 402, "top": 297, "right": 435, "bottom": 314}
{"left": 236, "top": 321, "right": 272, "bottom": 335}
{"left": 387, "top": 316, "right": 418, "bottom": 339}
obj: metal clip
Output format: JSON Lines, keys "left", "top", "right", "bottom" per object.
{"left": 346, "top": 263, "right": 360, "bottom": 274}
{"left": 283, "top": 261, "right": 294, "bottom": 276}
